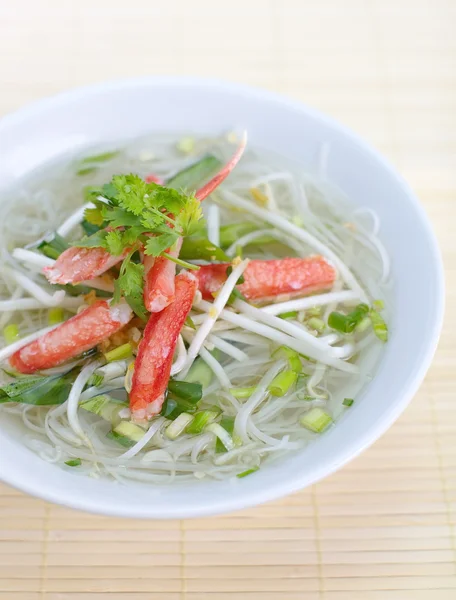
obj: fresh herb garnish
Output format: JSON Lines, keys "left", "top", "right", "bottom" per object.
{"left": 72, "top": 174, "right": 205, "bottom": 318}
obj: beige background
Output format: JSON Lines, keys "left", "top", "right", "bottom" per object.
{"left": 0, "top": 0, "right": 455, "bottom": 598}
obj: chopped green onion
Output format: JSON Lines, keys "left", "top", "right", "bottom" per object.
{"left": 48, "top": 307, "right": 65, "bottom": 326}
{"left": 373, "top": 299, "right": 385, "bottom": 311}
{"left": 230, "top": 386, "right": 257, "bottom": 399}
{"left": 355, "top": 316, "right": 371, "bottom": 333}
{"left": 327, "top": 311, "right": 350, "bottom": 333}
{"left": 103, "top": 343, "right": 133, "bottom": 363}
{"left": 370, "top": 309, "right": 388, "bottom": 342}
{"left": 65, "top": 458, "right": 82, "bottom": 467}
{"left": 272, "top": 346, "right": 302, "bottom": 374}
{"left": 167, "top": 380, "right": 203, "bottom": 402}
{"left": 80, "top": 394, "right": 129, "bottom": 426}
{"left": 268, "top": 369, "right": 298, "bottom": 397}
{"left": 81, "top": 150, "right": 119, "bottom": 164}
{"left": 86, "top": 373, "right": 104, "bottom": 388}
{"left": 237, "top": 466, "right": 259, "bottom": 478}
{"left": 160, "top": 397, "right": 199, "bottom": 420}
{"left": 185, "top": 358, "right": 213, "bottom": 389}
{"left": 215, "top": 416, "right": 235, "bottom": 453}
{"left": 165, "top": 413, "right": 194, "bottom": 440}
{"left": 306, "top": 307, "right": 322, "bottom": 318}
{"left": 300, "top": 407, "right": 333, "bottom": 433}
{"left": 278, "top": 311, "right": 298, "bottom": 320}
{"left": 185, "top": 316, "right": 196, "bottom": 330}
{"left": 307, "top": 317, "right": 325, "bottom": 333}
{"left": 176, "top": 137, "right": 195, "bottom": 154}
{"left": 186, "top": 408, "right": 221, "bottom": 434}
{"left": 36, "top": 232, "right": 69, "bottom": 260}
{"left": 328, "top": 303, "right": 370, "bottom": 333}
{"left": 206, "top": 422, "right": 235, "bottom": 451}
{"left": 3, "top": 324, "right": 19, "bottom": 345}
{"left": 343, "top": 398, "right": 354, "bottom": 407}
{"left": 76, "top": 166, "right": 97, "bottom": 176}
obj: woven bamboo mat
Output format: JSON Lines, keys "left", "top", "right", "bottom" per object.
{"left": 0, "top": 0, "right": 455, "bottom": 597}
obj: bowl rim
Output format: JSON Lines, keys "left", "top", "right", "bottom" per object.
{"left": 0, "top": 76, "right": 445, "bottom": 518}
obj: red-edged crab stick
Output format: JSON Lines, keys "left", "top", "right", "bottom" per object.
{"left": 196, "top": 257, "right": 336, "bottom": 302}
{"left": 129, "top": 271, "right": 198, "bottom": 419}
{"left": 10, "top": 300, "right": 132, "bottom": 374}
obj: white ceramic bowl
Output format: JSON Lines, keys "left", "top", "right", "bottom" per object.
{"left": 0, "top": 78, "right": 444, "bottom": 518}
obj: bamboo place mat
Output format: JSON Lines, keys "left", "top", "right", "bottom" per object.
{"left": 1, "top": 0, "right": 455, "bottom": 598}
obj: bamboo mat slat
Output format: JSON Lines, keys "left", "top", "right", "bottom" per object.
{"left": 0, "top": 0, "right": 455, "bottom": 597}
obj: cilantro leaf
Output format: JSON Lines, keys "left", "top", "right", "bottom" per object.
{"left": 84, "top": 207, "right": 104, "bottom": 226}
{"left": 105, "top": 230, "right": 125, "bottom": 256}
{"left": 140, "top": 209, "right": 167, "bottom": 230}
{"left": 102, "top": 206, "right": 140, "bottom": 228}
{"left": 114, "top": 258, "right": 147, "bottom": 320}
{"left": 111, "top": 174, "right": 149, "bottom": 215}
{"left": 174, "top": 196, "right": 204, "bottom": 236}
{"left": 71, "top": 229, "right": 109, "bottom": 249}
{"left": 145, "top": 233, "right": 179, "bottom": 257}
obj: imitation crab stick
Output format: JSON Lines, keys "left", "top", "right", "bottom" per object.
{"left": 130, "top": 272, "right": 198, "bottom": 418}
{"left": 196, "top": 257, "right": 336, "bottom": 302}
{"left": 143, "top": 238, "right": 183, "bottom": 313}
{"left": 43, "top": 246, "right": 127, "bottom": 285}
{"left": 9, "top": 300, "right": 133, "bottom": 374}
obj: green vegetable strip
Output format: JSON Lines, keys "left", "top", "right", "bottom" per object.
{"left": 268, "top": 370, "right": 298, "bottom": 397}
{"left": 180, "top": 236, "right": 229, "bottom": 262}
{"left": 278, "top": 311, "right": 298, "bottom": 320}
{"left": 81, "top": 150, "right": 119, "bottom": 164}
{"left": 300, "top": 407, "right": 333, "bottom": 433}
{"left": 373, "top": 299, "right": 385, "bottom": 311}
{"left": 36, "top": 233, "right": 69, "bottom": 260}
{"left": 355, "top": 316, "right": 371, "bottom": 333}
{"left": 307, "top": 317, "right": 325, "bottom": 333}
{"left": 166, "top": 155, "right": 222, "bottom": 192}
{"left": 48, "top": 308, "right": 65, "bottom": 326}
{"left": 103, "top": 343, "right": 133, "bottom": 363}
{"left": 0, "top": 370, "right": 77, "bottom": 406}
{"left": 185, "top": 409, "right": 220, "bottom": 434}
{"left": 230, "top": 386, "right": 257, "bottom": 399}
{"left": 77, "top": 167, "right": 97, "bottom": 177}
{"left": 80, "top": 395, "right": 128, "bottom": 426}
{"left": 160, "top": 397, "right": 200, "bottom": 420}
{"left": 343, "top": 398, "right": 354, "bottom": 407}
{"left": 3, "top": 324, "right": 19, "bottom": 344}
{"left": 237, "top": 466, "right": 259, "bottom": 478}
{"left": 216, "top": 416, "right": 235, "bottom": 453}
{"left": 272, "top": 346, "right": 302, "bottom": 374}
{"left": 65, "top": 459, "right": 82, "bottom": 467}
{"left": 167, "top": 380, "right": 203, "bottom": 402}
{"left": 370, "top": 309, "right": 388, "bottom": 342}
{"left": 328, "top": 303, "right": 370, "bottom": 333}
